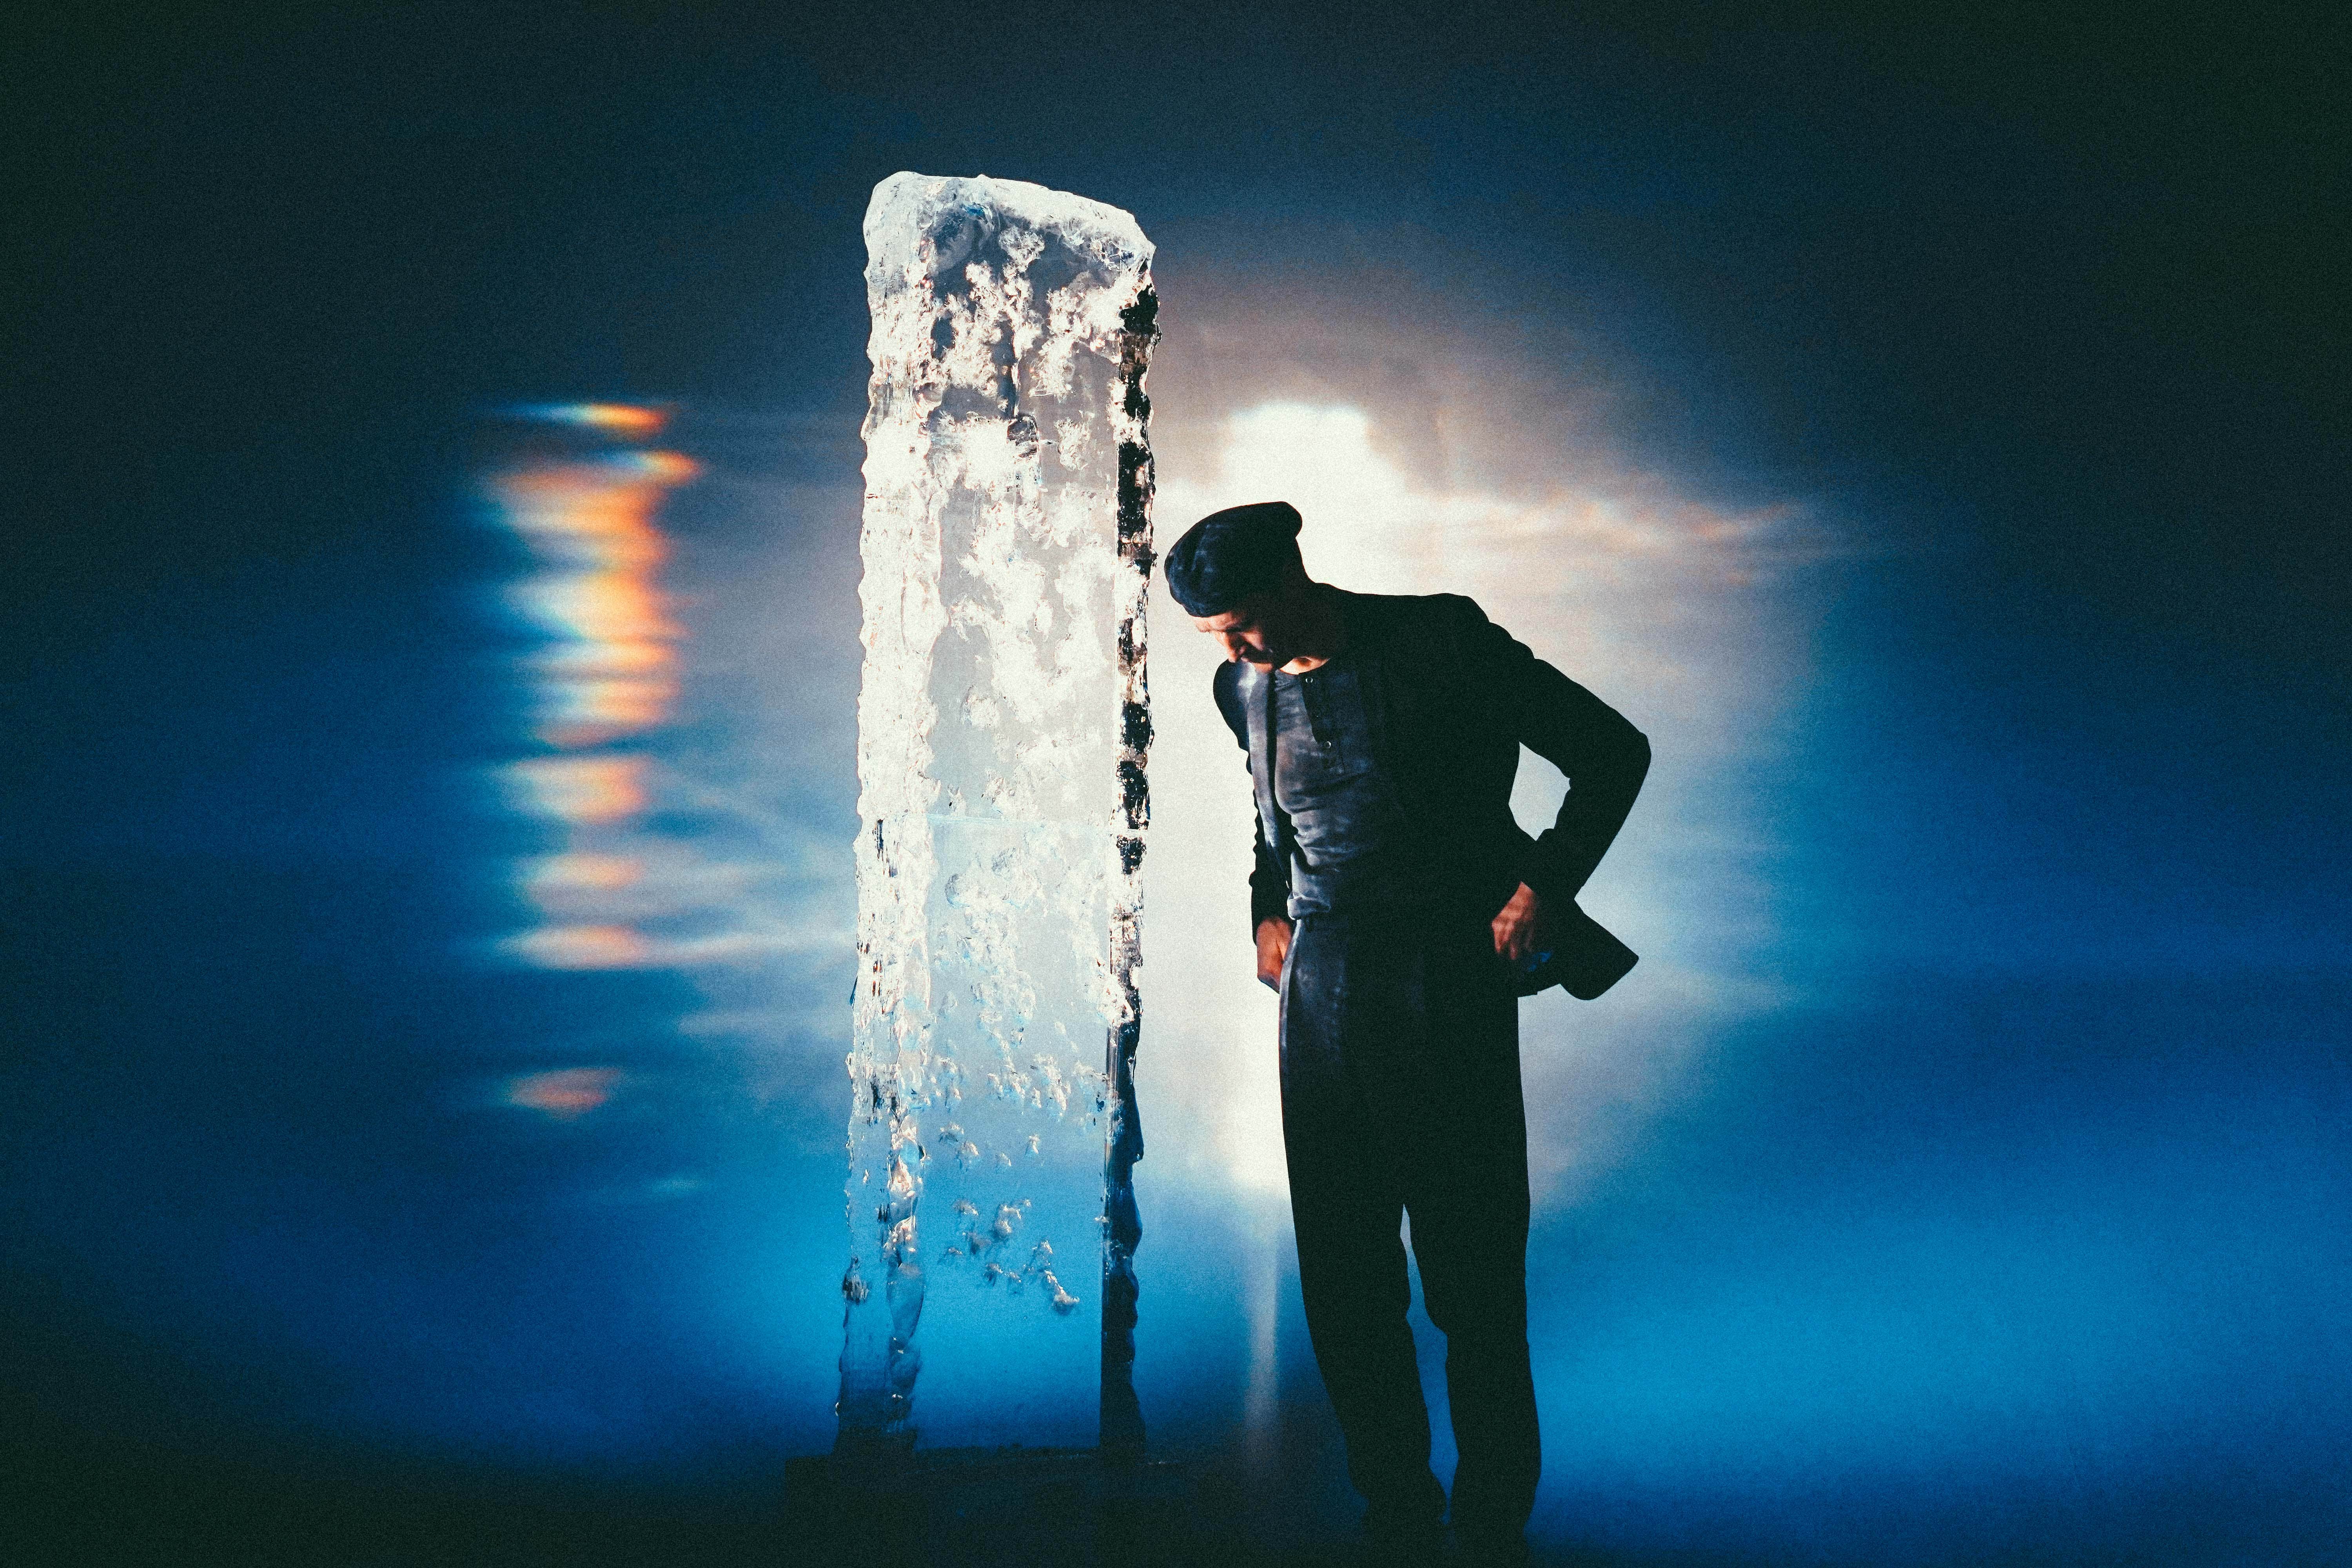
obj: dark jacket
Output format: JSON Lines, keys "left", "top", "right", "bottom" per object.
{"left": 1212, "top": 589, "right": 1651, "bottom": 936}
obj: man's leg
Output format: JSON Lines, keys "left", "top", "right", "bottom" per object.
{"left": 1399, "top": 931, "right": 1541, "bottom": 1541}
{"left": 1279, "top": 915, "right": 1447, "bottom": 1534}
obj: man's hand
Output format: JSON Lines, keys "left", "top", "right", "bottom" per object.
{"left": 1491, "top": 882, "right": 1545, "bottom": 966}
{"left": 1255, "top": 917, "right": 1293, "bottom": 990}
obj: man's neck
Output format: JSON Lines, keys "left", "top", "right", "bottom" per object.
{"left": 1280, "top": 584, "right": 1347, "bottom": 674}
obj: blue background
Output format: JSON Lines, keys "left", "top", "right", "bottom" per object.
{"left": 4, "top": 6, "right": 2346, "bottom": 1563}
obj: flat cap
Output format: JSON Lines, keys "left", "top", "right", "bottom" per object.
{"left": 1162, "top": 501, "right": 1303, "bottom": 617}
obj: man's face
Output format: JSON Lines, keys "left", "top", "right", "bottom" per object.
{"left": 1191, "top": 592, "right": 1293, "bottom": 668}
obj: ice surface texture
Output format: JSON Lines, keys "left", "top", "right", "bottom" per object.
{"left": 838, "top": 174, "right": 1156, "bottom": 1455}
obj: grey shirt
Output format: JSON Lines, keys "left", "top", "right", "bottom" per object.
{"left": 1271, "top": 653, "right": 1416, "bottom": 915}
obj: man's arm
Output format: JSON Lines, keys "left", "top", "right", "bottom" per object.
{"left": 1455, "top": 597, "right": 1651, "bottom": 903}
{"left": 1212, "top": 661, "right": 1294, "bottom": 985}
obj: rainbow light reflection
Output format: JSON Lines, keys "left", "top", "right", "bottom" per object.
{"left": 495, "top": 450, "right": 695, "bottom": 750}
{"left": 486, "top": 408, "right": 695, "bottom": 971}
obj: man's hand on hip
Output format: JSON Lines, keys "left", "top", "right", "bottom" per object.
{"left": 1255, "top": 917, "right": 1292, "bottom": 990}
{"left": 1491, "top": 882, "right": 1545, "bottom": 965}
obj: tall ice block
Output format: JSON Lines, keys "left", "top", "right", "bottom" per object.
{"left": 838, "top": 174, "right": 1156, "bottom": 1455}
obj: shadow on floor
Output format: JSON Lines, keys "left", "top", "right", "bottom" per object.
{"left": 8, "top": 1424, "right": 1655, "bottom": 1568}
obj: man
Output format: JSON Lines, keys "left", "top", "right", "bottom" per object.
{"left": 1165, "top": 500, "right": 1650, "bottom": 1557}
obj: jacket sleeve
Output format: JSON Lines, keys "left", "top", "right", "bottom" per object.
{"left": 1212, "top": 661, "right": 1294, "bottom": 933}
{"left": 1454, "top": 597, "right": 1651, "bottom": 902}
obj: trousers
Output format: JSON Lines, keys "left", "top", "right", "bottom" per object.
{"left": 1278, "top": 907, "right": 1541, "bottom": 1534}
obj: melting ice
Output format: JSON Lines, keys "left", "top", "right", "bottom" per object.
{"left": 837, "top": 173, "right": 1156, "bottom": 1453}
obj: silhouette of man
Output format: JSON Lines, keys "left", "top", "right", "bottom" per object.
{"left": 1166, "top": 500, "right": 1650, "bottom": 1557}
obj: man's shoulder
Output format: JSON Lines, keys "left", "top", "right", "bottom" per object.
{"left": 1210, "top": 659, "right": 1250, "bottom": 747}
{"left": 1339, "top": 588, "right": 1490, "bottom": 644}
{"left": 1211, "top": 658, "right": 1243, "bottom": 706}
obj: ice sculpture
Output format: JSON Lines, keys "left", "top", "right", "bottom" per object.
{"left": 838, "top": 173, "right": 1156, "bottom": 1457}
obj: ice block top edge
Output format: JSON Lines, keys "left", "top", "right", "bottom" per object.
{"left": 863, "top": 171, "right": 1154, "bottom": 293}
